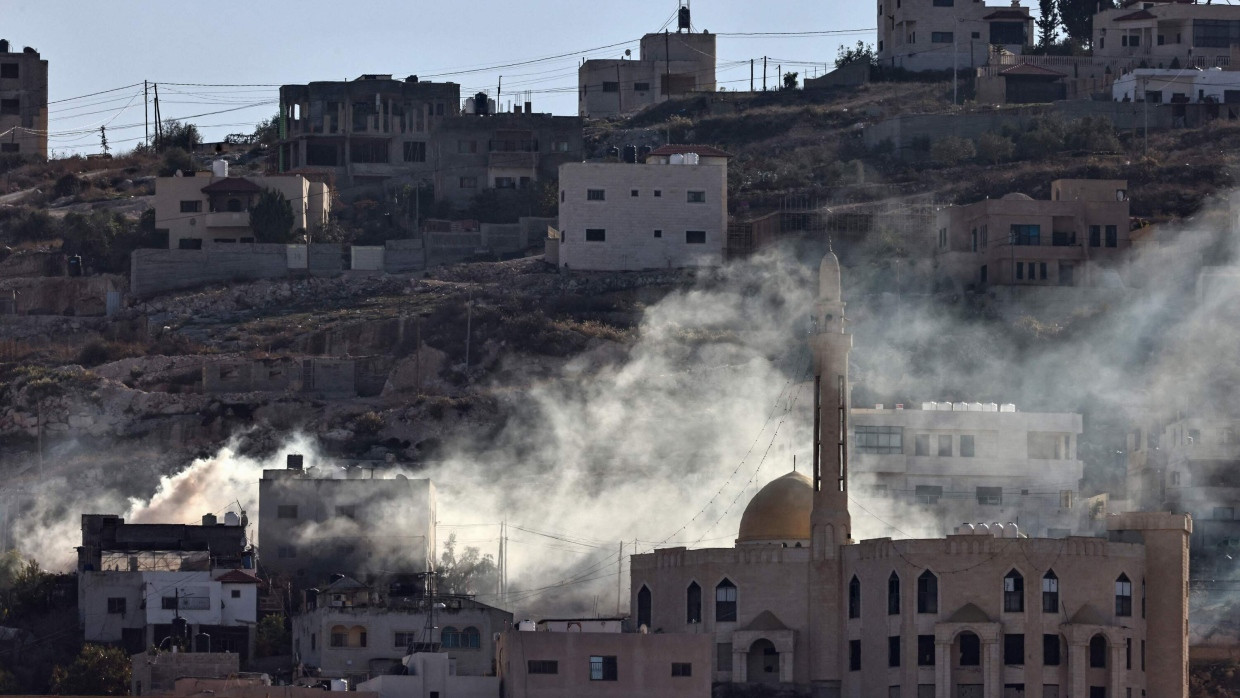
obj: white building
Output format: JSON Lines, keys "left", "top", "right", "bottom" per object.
{"left": 850, "top": 402, "right": 1085, "bottom": 537}
{"left": 1093, "top": 1, "right": 1240, "bottom": 73}
{"left": 553, "top": 145, "right": 729, "bottom": 272}
{"left": 878, "top": 0, "right": 1032, "bottom": 72}
{"left": 1112, "top": 67, "right": 1240, "bottom": 104}
{"left": 358, "top": 653, "right": 498, "bottom": 698}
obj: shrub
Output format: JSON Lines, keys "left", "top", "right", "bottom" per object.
{"left": 930, "top": 136, "right": 976, "bottom": 166}
{"left": 352, "top": 410, "right": 385, "bottom": 436}
{"left": 976, "top": 132, "right": 1015, "bottom": 164}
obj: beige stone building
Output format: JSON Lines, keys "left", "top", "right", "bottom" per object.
{"left": 623, "top": 253, "right": 1190, "bottom": 697}
{"left": 154, "top": 170, "right": 329, "bottom": 250}
{"left": 851, "top": 402, "right": 1085, "bottom": 538}
{"left": 1093, "top": 1, "right": 1240, "bottom": 74}
{"left": 554, "top": 145, "right": 729, "bottom": 271}
{"left": 933, "top": 179, "right": 1132, "bottom": 291}
{"left": 578, "top": 27, "right": 715, "bottom": 118}
{"left": 878, "top": 0, "right": 1032, "bottom": 73}
{"left": 0, "top": 40, "right": 47, "bottom": 159}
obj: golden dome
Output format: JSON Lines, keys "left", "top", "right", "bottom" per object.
{"left": 737, "top": 471, "right": 813, "bottom": 544}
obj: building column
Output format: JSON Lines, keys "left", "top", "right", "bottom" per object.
{"left": 1068, "top": 640, "right": 1088, "bottom": 698}
{"left": 936, "top": 641, "right": 951, "bottom": 698}
{"left": 983, "top": 637, "right": 1002, "bottom": 698}
{"left": 732, "top": 648, "right": 747, "bottom": 683}
{"left": 1111, "top": 640, "right": 1126, "bottom": 696}
{"left": 779, "top": 650, "right": 793, "bottom": 683}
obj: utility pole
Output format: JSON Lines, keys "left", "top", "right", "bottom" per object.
{"left": 616, "top": 541, "right": 622, "bottom": 616}
{"left": 665, "top": 30, "right": 671, "bottom": 101}
{"left": 464, "top": 294, "right": 473, "bottom": 374}
{"left": 144, "top": 80, "right": 149, "bottom": 147}
{"left": 498, "top": 75, "right": 502, "bottom": 99}
{"left": 750, "top": 59, "right": 754, "bottom": 92}
{"left": 763, "top": 56, "right": 768, "bottom": 91}
{"left": 152, "top": 83, "right": 162, "bottom": 151}
{"left": 777, "top": 65, "right": 781, "bottom": 89}
{"left": 616, "top": 64, "right": 622, "bottom": 113}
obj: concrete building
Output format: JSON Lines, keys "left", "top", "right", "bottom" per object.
{"left": 1112, "top": 66, "right": 1240, "bottom": 105}
{"left": 851, "top": 402, "right": 1085, "bottom": 538}
{"left": 292, "top": 576, "right": 511, "bottom": 685}
{"left": 0, "top": 39, "right": 48, "bottom": 158}
{"left": 496, "top": 629, "right": 712, "bottom": 698}
{"left": 131, "top": 650, "right": 240, "bottom": 696}
{"left": 933, "top": 179, "right": 1133, "bottom": 291}
{"left": 1093, "top": 1, "right": 1240, "bottom": 74}
{"left": 154, "top": 170, "right": 330, "bottom": 250}
{"left": 258, "top": 456, "right": 435, "bottom": 585}
{"left": 77, "top": 513, "right": 257, "bottom": 656}
{"left": 359, "top": 653, "right": 498, "bottom": 698}
{"left": 878, "top": 0, "right": 1032, "bottom": 73}
{"left": 578, "top": 11, "right": 715, "bottom": 118}
{"left": 278, "top": 75, "right": 583, "bottom": 204}
{"left": 624, "top": 253, "right": 1191, "bottom": 697}
{"left": 554, "top": 145, "right": 729, "bottom": 271}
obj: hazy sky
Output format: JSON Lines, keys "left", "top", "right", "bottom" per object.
{"left": 5, "top": 0, "right": 876, "bottom": 155}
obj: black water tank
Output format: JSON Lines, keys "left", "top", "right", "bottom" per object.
{"left": 475, "top": 92, "right": 490, "bottom": 116}
{"left": 194, "top": 633, "right": 211, "bottom": 653}
{"left": 0, "top": 40, "right": 9, "bottom": 53}
{"left": 287, "top": 454, "right": 304, "bottom": 470}
{"left": 607, "top": 146, "right": 620, "bottom": 159}
{"left": 67, "top": 255, "right": 82, "bottom": 277}
{"left": 678, "top": 6, "right": 691, "bottom": 31}
{"left": 623, "top": 145, "right": 637, "bottom": 164}
{"left": 171, "top": 617, "right": 188, "bottom": 640}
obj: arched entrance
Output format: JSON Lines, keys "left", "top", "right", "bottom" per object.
{"left": 746, "top": 638, "right": 779, "bottom": 683}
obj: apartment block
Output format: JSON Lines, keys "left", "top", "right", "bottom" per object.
{"left": 554, "top": 145, "right": 728, "bottom": 271}
{"left": 578, "top": 30, "right": 715, "bottom": 118}
{"left": 851, "top": 402, "right": 1085, "bottom": 537}
{"left": 1112, "top": 66, "right": 1240, "bottom": 104}
{"left": 1094, "top": 1, "right": 1240, "bottom": 73}
{"left": 933, "top": 179, "right": 1132, "bottom": 290}
{"left": 0, "top": 40, "right": 48, "bottom": 158}
{"left": 154, "top": 170, "right": 330, "bottom": 249}
{"left": 877, "top": 0, "right": 1032, "bottom": 72}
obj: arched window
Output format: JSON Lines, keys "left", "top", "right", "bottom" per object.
{"left": 441, "top": 626, "right": 460, "bottom": 648}
{"left": 349, "top": 625, "right": 367, "bottom": 648}
{"left": 1115, "top": 574, "right": 1133, "bottom": 616}
{"left": 917, "top": 571, "right": 938, "bottom": 614}
{"left": 227, "top": 198, "right": 243, "bottom": 213}
{"left": 848, "top": 576, "right": 861, "bottom": 619}
{"left": 1089, "top": 634, "right": 1107, "bottom": 668}
{"left": 686, "top": 582, "right": 702, "bottom": 624}
{"left": 888, "top": 572, "right": 901, "bottom": 615}
{"left": 715, "top": 579, "right": 737, "bottom": 622}
{"left": 1004, "top": 569, "right": 1024, "bottom": 612}
{"left": 461, "top": 626, "right": 481, "bottom": 649}
{"left": 637, "top": 585, "right": 652, "bottom": 629}
{"left": 958, "top": 632, "right": 981, "bottom": 666}
{"left": 330, "top": 624, "right": 347, "bottom": 647}
{"left": 1042, "top": 570, "right": 1059, "bottom": 613}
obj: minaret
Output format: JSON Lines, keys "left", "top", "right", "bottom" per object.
{"left": 807, "top": 249, "right": 853, "bottom": 692}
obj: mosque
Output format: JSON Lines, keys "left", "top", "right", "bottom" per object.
{"left": 629, "top": 253, "right": 1190, "bottom": 698}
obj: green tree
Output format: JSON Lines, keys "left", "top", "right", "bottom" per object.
{"left": 255, "top": 615, "right": 291, "bottom": 657}
{"left": 157, "top": 147, "right": 194, "bottom": 177}
{"left": 1066, "top": 116, "right": 1121, "bottom": 152}
{"left": 249, "top": 188, "right": 296, "bottom": 243}
{"left": 781, "top": 71, "right": 799, "bottom": 90}
{"left": 156, "top": 119, "right": 201, "bottom": 153}
{"left": 49, "top": 644, "right": 131, "bottom": 696}
{"left": 1057, "top": 0, "right": 1115, "bottom": 47}
{"left": 836, "top": 41, "right": 877, "bottom": 68}
{"left": 930, "top": 135, "right": 976, "bottom": 166}
{"left": 976, "top": 132, "right": 1015, "bottom": 164}
{"left": 438, "top": 533, "right": 499, "bottom": 595}
{"left": 1037, "top": 0, "right": 1060, "bottom": 48}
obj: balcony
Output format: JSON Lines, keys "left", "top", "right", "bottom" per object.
{"left": 204, "top": 211, "right": 250, "bottom": 228}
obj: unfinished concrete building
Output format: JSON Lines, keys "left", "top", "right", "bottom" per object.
{"left": 0, "top": 40, "right": 48, "bottom": 158}
{"left": 877, "top": 0, "right": 1032, "bottom": 72}
{"left": 258, "top": 455, "right": 435, "bottom": 586}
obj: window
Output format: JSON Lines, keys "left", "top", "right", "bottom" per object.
{"left": 461, "top": 627, "right": 481, "bottom": 649}
{"left": 277, "top": 505, "right": 298, "bottom": 519}
{"left": 915, "top": 485, "right": 942, "bottom": 505}
{"left": 277, "top": 545, "right": 296, "bottom": 558}
{"left": 0, "top": 143, "right": 16, "bottom": 153}
{"left": 226, "top": 198, "right": 244, "bottom": 213}
{"left": 403, "top": 141, "right": 426, "bottom": 162}
{"left": 180, "top": 200, "right": 202, "bottom": 213}
{"left": 1115, "top": 574, "right": 1132, "bottom": 616}
{"left": 0, "top": 98, "right": 17, "bottom": 115}
{"left": 1215, "top": 507, "right": 1235, "bottom": 520}
{"left": 687, "top": 190, "right": 706, "bottom": 203}
{"left": 634, "top": 82, "right": 651, "bottom": 92}
{"left": 857, "top": 426, "right": 903, "bottom": 454}
{"left": 1052, "top": 231, "right": 1074, "bottom": 246}
{"left": 917, "top": 571, "right": 938, "bottom": 613}
{"left": 889, "top": 636, "right": 901, "bottom": 667}
{"left": 654, "top": 229, "right": 663, "bottom": 238}
{"left": 971, "top": 228, "right": 978, "bottom": 252}
{"left": 1042, "top": 634, "right": 1062, "bottom": 666}
{"left": 990, "top": 21, "right": 1026, "bottom": 44}
{"left": 330, "top": 627, "right": 347, "bottom": 647}
{"left": 637, "top": 586, "right": 652, "bottom": 628}
{"left": 457, "top": 140, "right": 477, "bottom": 154}
{"left": 459, "top": 176, "right": 478, "bottom": 189}
{"left": 394, "top": 632, "right": 417, "bottom": 649}
{"left": 938, "top": 435, "right": 952, "bottom": 456}
{"left": 1004, "top": 570, "right": 1024, "bottom": 612}
{"left": 888, "top": 572, "right": 901, "bottom": 615}
{"left": 980, "top": 265, "right": 987, "bottom": 284}
{"left": 435, "top": 103, "right": 444, "bottom": 116}
{"left": 495, "top": 176, "right": 516, "bottom": 189}
{"left": 687, "top": 582, "right": 702, "bottom": 623}
{"left": 959, "top": 633, "right": 980, "bottom": 666}
{"left": 914, "top": 434, "right": 930, "bottom": 456}
{"left": 1017, "top": 262, "right": 1025, "bottom": 281}
{"left": 585, "top": 228, "right": 606, "bottom": 242}
{"left": 1011, "top": 224, "right": 1040, "bottom": 246}
{"left": 107, "top": 597, "right": 126, "bottom": 614}
{"left": 848, "top": 576, "right": 861, "bottom": 618}
{"left": 931, "top": 32, "right": 954, "bottom": 43}
{"left": 1043, "top": 571, "right": 1059, "bottom": 612}
{"left": 590, "top": 655, "right": 618, "bottom": 681}
{"left": 1040, "top": 262, "right": 1048, "bottom": 280}
{"left": 933, "top": 0, "right": 953, "bottom": 5}
{"left": 231, "top": 589, "right": 241, "bottom": 599}
{"left": 1089, "top": 635, "right": 1107, "bottom": 668}
{"left": 602, "top": 82, "right": 619, "bottom": 93}
{"left": 335, "top": 505, "right": 356, "bottom": 519}
{"left": 1004, "top": 634, "right": 1024, "bottom": 665}
{"left": 654, "top": 190, "right": 662, "bottom": 197}
{"left": 442, "top": 626, "right": 461, "bottom": 648}
{"left": 849, "top": 639, "right": 861, "bottom": 671}
{"left": 586, "top": 189, "right": 605, "bottom": 201}
{"left": 717, "top": 643, "right": 733, "bottom": 672}
{"left": 917, "top": 635, "right": 935, "bottom": 665}
{"left": 1105, "top": 225, "right": 1117, "bottom": 248}
{"left": 1194, "top": 19, "right": 1240, "bottom": 48}
{"left": 528, "top": 660, "right": 558, "bottom": 674}
{"left": 0, "top": 64, "right": 17, "bottom": 79}
{"left": 671, "top": 663, "right": 692, "bottom": 677}
{"left": 715, "top": 579, "right": 737, "bottom": 622}
{"left": 960, "top": 435, "right": 975, "bottom": 457}
{"left": 552, "top": 141, "right": 570, "bottom": 152}
{"left": 1126, "top": 638, "right": 1132, "bottom": 670}
{"left": 977, "top": 487, "right": 1002, "bottom": 506}
{"left": 686, "top": 230, "right": 706, "bottom": 244}
{"left": 631, "top": 189, "right": 639, "bottom": 197}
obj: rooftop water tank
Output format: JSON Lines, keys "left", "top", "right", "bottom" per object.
{"left": 518, "top": 620, "right": 537, "bottom": 632}
{"left": 958, "top": 523, "right": 975, "bottom": 535}
{"left": 991, "top": 522, "right": 1004, "bottom": 537}
{"left": 1005, "top": 522, "right": 1020, "bottom": 538}
{"left": 224, "top": 511, "right": 241, "bottom": 526}
{"left": 975, "top": 523, "right": 990, "bottom": 535}
{"left": 212, "top": 159, "right": 228, "bottom": 178}
{"left": 1000, "top": 403, "right": 1017, "bottom": 412}
{"left": 922, "top": 402, "right": 937, "bottom": 411}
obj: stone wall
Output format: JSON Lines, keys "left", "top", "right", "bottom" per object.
{"left": 383, "top": 239, "right": 425, "bottom": 273}
{"left": 0, "top": 275, "right": 127, "bottom": 316}
{"left": 131, "top": 245, "right": 289, "bottom": 297}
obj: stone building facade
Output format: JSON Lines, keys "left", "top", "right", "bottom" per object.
{"left": 877, "top": 0, "right": 1032, "bottom": 73}
{"left": 154, "top": 172, "right": 330, "bottom": 249}
{"left": 578, "top": 31, "right": 716, "bottom": 118}
{"left": 1093, "top": 1, "right": 1240, "bottom": 74}
{"left": 933, "top": 179, "right": 1132, "bottom": 291}
{"left": 0, "top": 40, "right": 47, "bottom": 158}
